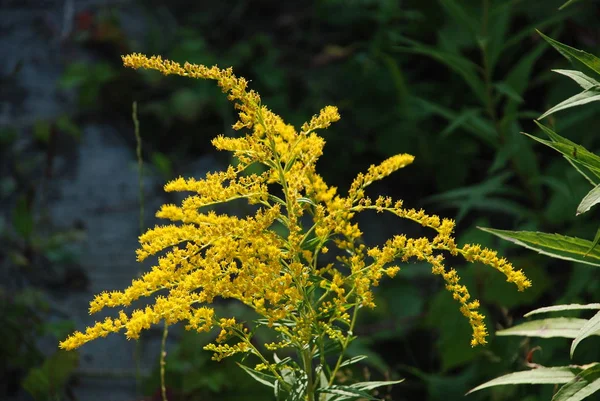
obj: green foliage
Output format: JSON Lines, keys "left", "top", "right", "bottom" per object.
{"left": 0, "top": 124, "right": 82, "bottom": 399}
{"left": 22, "top": 351, "right": 78, "bottom": 401}
{"left": 60, "top": 62, "right": 117, "bottom": 107}
{"left": 475, "top": 33, "right": 600, "bottom": 401}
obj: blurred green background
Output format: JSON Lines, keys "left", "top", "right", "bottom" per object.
{"left": 1, "top": 0, "right": 600, "bottom": 400}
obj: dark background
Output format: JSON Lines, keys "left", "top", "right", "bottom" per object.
{"left": 1, "top": 0, "right": 600, "bottom": 400}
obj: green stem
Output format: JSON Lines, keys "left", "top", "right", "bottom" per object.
{"left": 132, "top": 101, "right": 144, "bottom": 396}
{"left": 303, "top": 348, "right": 315, "bottom": 401}
{"left": 479, "top": 0, "right": 540, "bottom": 208}
{"left": 328, "top": 304, "right": 360, "bottom": 386}
{"left": 160, "top": 323, "right": 169, "bottom": 401}
{"left": 238, "top": 333, "right": 290, "bottom": 390}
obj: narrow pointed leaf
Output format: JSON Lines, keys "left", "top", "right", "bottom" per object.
{"left": 571, "top": 310, "right": 600, "bottom": 358}
{"left": 565, "top": 156, "right": 597, "bottom": 186}
{"left": 316, "top": 385, "right": 378, "bottom": 401}
{"left": 439, "top": 0, "right": 479, "bottom": 34}
{"left": 559, "top": 0, "right": 585, "bottom": 10}
{"left": 577, "top": 184, "right": 600, "bottom": 215}
{"left": 495, "top": 82, "right": 523, "bottom": 103}
{"left": 553, "top": 69, "right": 600, "bottom": 90}
{"left": 394, "top": 45, "right": 486, "bottom": 103}
{"left": 339, "top": 355, "right": 368, "bottom": 368}
{"left": 537, "top": 30, "right": 600, "bottom": 76}
{"left": 528, "top": 122, "right": 600, "bottom": 181}
{"left": 287, "top": 373, "right": 308, "bottom": 401}
{"left": 525, "top": 304, "right": 600, "bottom": 317}
{"left": 478, "top": 227, "right": 600, "bottom": 266}
{"left": 440, "top": 108, "right": 482, "bottom": 138}
{"left": 552, "top": 364, "right": 600, "bottom": 401}
{"left": 350, "top": 379, "right": 404, "bottom": 391}
{"left": 237, "top": 363, "right": 276, "bottom": 388}
{"left": 467, "top": 367, "right": 580, "bottom": 394}
{"left": 539, "top": 86, "right": 600, "bottom": 120}
{"left": 497, "top": 318, "right": 596, "bottom": 338}
{"left": 585, "top": 227, "right": 600, "bottom": 256}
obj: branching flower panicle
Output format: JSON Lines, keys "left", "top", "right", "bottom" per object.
{"left": 60, "top": 54, "right": 531, "bottom": 393}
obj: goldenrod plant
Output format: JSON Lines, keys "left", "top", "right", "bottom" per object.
{"left": 60, "top": 54, "right": 530, "bottom": 400}
{"left": 471, "top": 32, "right": 600, "bottom": 400}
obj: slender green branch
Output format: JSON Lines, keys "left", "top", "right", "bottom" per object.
{"left": 328, "top": 303, "right": 360, "bottom": 386}
{"left": 303, "top": 347, "right": 315, "bottom": 401}
{"left": 132, "top": 101, "right": 144, "bottom": 396}
{"left": 160, "top": 323, "right": 169, "bottom": 401}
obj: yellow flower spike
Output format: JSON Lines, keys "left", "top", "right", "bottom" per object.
{"left": 460, "top": 244, "right": 532, "bottom": 291}
{"left": 301, "top": 105, "right": 341, "bottom": 134}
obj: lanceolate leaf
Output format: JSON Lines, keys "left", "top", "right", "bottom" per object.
{"left": 467, "top": 367, "right": 580, "bottom": 394}
{"left": 577, "top": 184, "right": 600, "bottom": 215}
{"left": 439, "top": 0, "right": 479, "bottom": 34}
{"left": 585, "top": 226, "right": 600, "bottom": 257}
{"left": 552, "top": 364, "right": 600, "bottom": 401}
{"left": 393, "top": 44, "right": 486, "bottom": 103}
{"left": 350, "top": 379, "right": 404, "bottom": 391}
{"left": 553, "top": 69, "right": 600, "bottom": 90}
{"left": 571, "top": 310, "right": 600, "bottom": 358}
{"left": 497, "top": 318, "right": 596, "bottom": 339}
{"left": 539, "top": 86, "right": 600, "bottom": 120}
{"left": 525, "top": 304, "right": 600, "bottom": 317}
{"left": 237, "top": 363, "right": 276, "bottom": 388}
{"left": 315, "top": 385, "right": 378, "bottom": 401}
{"left": 537, "top": 30, "right": 600, "bottom": 76}
{"left": 559, "top": 0, "right": 586, "bottom": 10}
{"left": 527, "top": 122, "right": 600, "bottom": 181}
{"left": 478, "top": 227, "right": 600, "bottom": 267}
{"left": 339, "top": 355, "right": 368, "bottom": 368}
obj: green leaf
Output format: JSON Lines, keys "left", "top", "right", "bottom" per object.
{"left": 585, "top": 227, "right": 600, "bottom": 257}
{"left": 315, "top": 385, "right": 378, "bottom": 401}
{"left": 13, "top": 196, "right": 34, "bottom": 239}
{"left": 525, "top": 304, "right": 600, "bottom": 317}
{"left": 237, "top": 363, "right": 276, "bottom": 388}
{"left": 539, "top": 86, "right": 600, "bottom": 120}
{"left": 577, "top": 184, "right": 600, "bottom": 215}
{"left": 286, "top": 371, "right": 308, "bottom": 401}
{"left": 151, "top": 152, "right": 173, "bottom": 178}
{"left": 394, "top": 44, "right": 486, "bottom": 103}
{"left": 467, "top": 367, "right": 580, "bottom": 394}
{"left": 528, "top": 121, "right": 600, "bottom": 181}
{"left": 379, "top": 53, "right": 409, "bottom": 109}
{"left": 439, "top": 108, "right": 482, "bottom": 138}
{"left": 571, "top": 310, "right": 600, "bottom": 358}
{"left": 559, "top": 0, "right": 586, "bottom": 10}
{"left": 22, "top": 350, "right": 79, "bottom": 400}
{"left": 495, "top": 82, "right": 523, "bottom": 103}
{"left": 553, "top": 70, "right": 600, "bottom": 90}
{"left": 502, "top": 12, "right": 575, "bottom": 52}
{"left": 413, "top": 97, "right": 497, "bottom": 146}
{"left": 497, "top": 318, "right": 597, "bottom": 339}
{"left": 427, "top": 173, "right": 531, "bottom": 222}
{"left": 486, "top": 3, "right": 511, "bottom": 69}
{"left": 439, "top": 0, "right": 479, "bottom": 34}
{"left": 33, "top": 120, "right": 51, "bottom": 143}
{"left": 59, "top": 62, "right": 89, "bottom": 89}
{"left": 56, "top": 115, "right": 81, "bottom": 139}
{"left": 349, "top": 379, "right": 404, "bottom": 391}
{"left": 339, "top": 355, "right": 368, "bottom": 368}
{"left": 479, "top": 227, "right": 600, "bottom": 267}
{"left": 502, "top": 40, "right": 547, "bottom": 117}
{"left": 537, "top": 30, "right": 600, "bottom": 76}
{"left": 552, "top": 363, "right": 600, "bottom": 401}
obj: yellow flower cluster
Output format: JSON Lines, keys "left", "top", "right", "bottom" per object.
{"left": 60, "top": 54, "right": 530, "bottom": 361}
